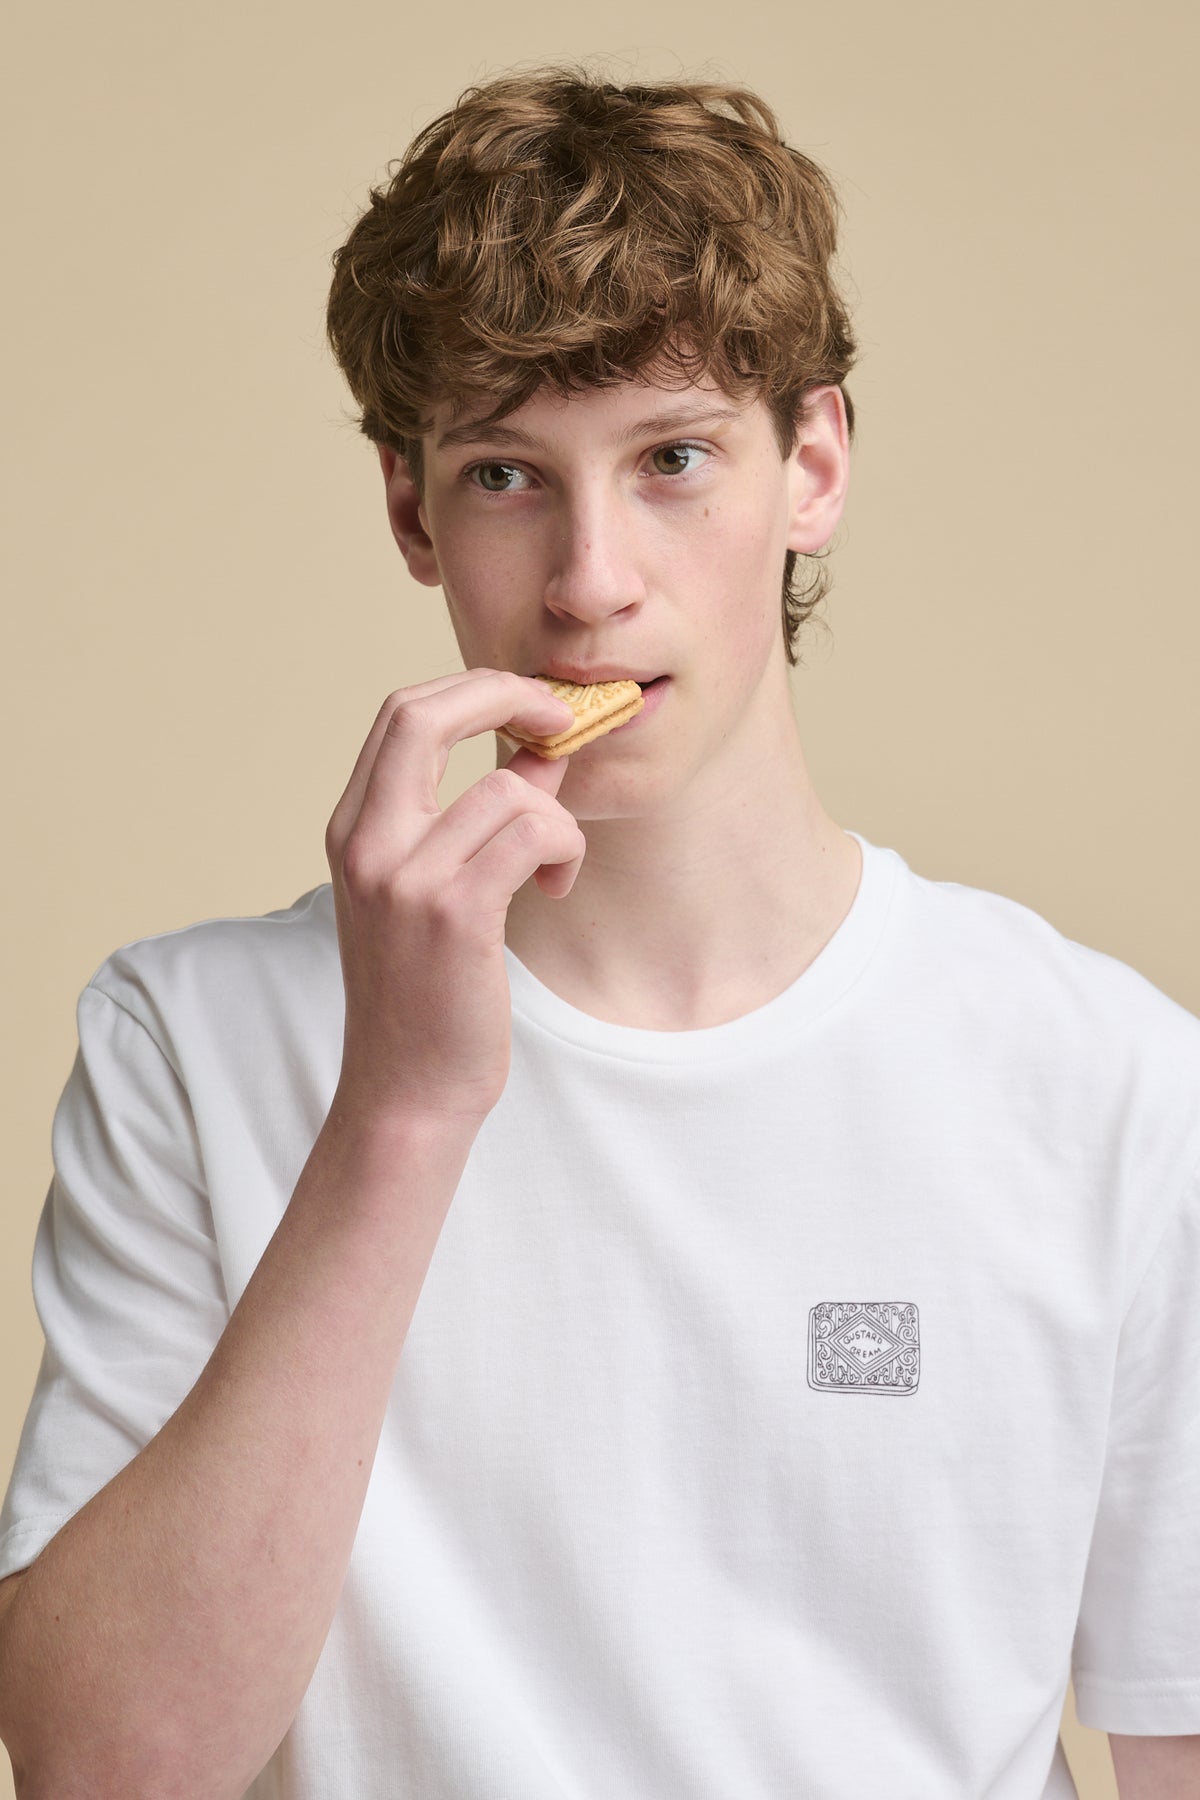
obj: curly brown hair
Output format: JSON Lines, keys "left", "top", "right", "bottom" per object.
{"left": 326, "top": 64, "right": 858, "bottom": 665}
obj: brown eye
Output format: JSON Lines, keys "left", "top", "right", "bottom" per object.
{"left": 474, "top": 462, "right": 519, "bottom": 492}
{"left": 650, "top": 443, "right": 706, "bottom": 476}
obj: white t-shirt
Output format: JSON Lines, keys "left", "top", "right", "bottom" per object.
{"left": 3, "top": 831, "right": 1199, "bottom": 1798}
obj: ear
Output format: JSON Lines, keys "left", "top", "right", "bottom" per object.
{"left": 376, "top": 444, "right": 442, "bottom": 587}
{"left": 785, "top": 386, "right": 850, "bottom": 555}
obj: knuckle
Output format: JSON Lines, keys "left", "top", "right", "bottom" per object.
{"left": 383, "top": 702, "right": 423, "bottom": 742}
{"left": 337, "top": 834, "right": 372, "bottom": 888}
{"left": 339, "top": 834, "right": 393, "bottom": 893}
{"left": 419, "top": 881, "right": 458, "bottom": 929}
{"left": 481, "top": 767, "right": 524, "bottom": 805}
{"left": 373, "top": 689, "right": 406, "bottom": 730}
{"left": 511, "top": 810, "right": 546, "bottom": 847}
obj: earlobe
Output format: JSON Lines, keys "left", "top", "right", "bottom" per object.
{"left": 375, "top": 445, "right": 442, "bottom": 587}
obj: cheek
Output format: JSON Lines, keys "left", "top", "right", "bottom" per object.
{"left": 704, "top": 512, "right": 785, "bottom": 624}
{"left": 437, "top": 533, "right": 528, "bottom": 630}
{"left": 697, "top": 480, "right": 785, "bottom": 572}
{"left": 425, "top": 487, "right": 527, "bottom": 582}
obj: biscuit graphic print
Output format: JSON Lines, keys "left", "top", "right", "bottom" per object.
{"left": 807, "top": 1302, "right": 920, "bottom": 1393}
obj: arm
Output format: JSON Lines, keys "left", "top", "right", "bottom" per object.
{"left": 0, "top": 673, "right": 584, "bottom": 1800}
{"left": 0, "top": 1101, "right": 477, "bottom": 1800}
{"left": 1109, "top": 1733, "right": 1200, "bottom": 1799}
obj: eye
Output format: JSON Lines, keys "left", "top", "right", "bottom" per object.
{"left": 465, "top": 460, "right": 531, "bottom": 494}
{"left": 648, "top": 441, "right": 710, "bottom": 478}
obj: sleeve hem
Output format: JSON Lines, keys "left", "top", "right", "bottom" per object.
{"left": 1073, "top": 1672, "right": 1200, "bottom": 1734}
{"left": 0, "top": 1515, "right": 72, "bottom": 1582}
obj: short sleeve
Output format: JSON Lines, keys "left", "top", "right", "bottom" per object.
{"left": 0, "top": 983, "right": 230, "bottom": 1581}
{"left": 1071, "top": 1162, "right": 1200, "bottom": 1732}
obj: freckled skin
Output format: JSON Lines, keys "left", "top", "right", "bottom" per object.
{"left": 369, "top": 373, "right": 856, "bottom": 1031}
{"left": 377, "top": 375, "right": 849, "bottom": 839}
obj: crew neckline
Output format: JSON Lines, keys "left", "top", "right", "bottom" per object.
{"left": 503, "top": 830, "right": 903, "bottom": 1064}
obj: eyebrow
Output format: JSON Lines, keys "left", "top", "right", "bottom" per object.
{"left": 433, "top": 404, "right": 744, "bottom": 454}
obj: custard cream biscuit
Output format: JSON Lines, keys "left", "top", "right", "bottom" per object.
{"left": 499, "top": 678, "right": 645, "bottom": 759}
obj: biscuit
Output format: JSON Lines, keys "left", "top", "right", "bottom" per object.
{"left": 498, "top": 677, "right": 645, "bottom": 759}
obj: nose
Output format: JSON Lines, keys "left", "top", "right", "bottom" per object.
{"left": 542, "top": 487, "right": 647, "bottom": 624}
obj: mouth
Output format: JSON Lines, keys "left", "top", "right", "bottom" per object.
{"left": 528, "top": 667, "right": 668, "bottom": 689}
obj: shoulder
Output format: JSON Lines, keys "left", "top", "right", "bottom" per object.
{"left": 80, "top": 883, "right": 341, "bottom": 1060}
{"left": 883, "top": 849, "right": 1200, "bottom": 1180}
{"left": 898, "top": 850, "right": 1200, "bottom": 1054}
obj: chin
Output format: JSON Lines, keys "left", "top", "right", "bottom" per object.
{"left": 558, "top": 758, "right": 681, "bottom": 822}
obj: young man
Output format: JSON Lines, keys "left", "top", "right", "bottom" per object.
{"left": 0, "top": 66, "right": 1197, "bottom": 1800}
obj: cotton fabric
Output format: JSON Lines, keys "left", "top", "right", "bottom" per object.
{"left": 3, "top": 831, "right": 1198, "bottom": 1798}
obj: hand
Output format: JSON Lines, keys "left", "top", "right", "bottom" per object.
{"left": 323, "top": 671, "right": 585, "bottom": 1127}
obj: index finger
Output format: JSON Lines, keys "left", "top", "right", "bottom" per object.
{"left": 346, "top": 670, "right": 576, "bottom": 849}
{"left": 327, "top": 672, "right": 474, "bottom": 854}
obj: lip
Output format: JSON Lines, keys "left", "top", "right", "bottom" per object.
{"left": 531, "top": 663, "right": 666, "bottom": 687}
{"left": 609, "top": 672, "right": 671, "bottom": 733}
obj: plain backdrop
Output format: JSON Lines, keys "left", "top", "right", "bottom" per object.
{"left": 3, "top": 0, "right": 1197, "bottom": 1793}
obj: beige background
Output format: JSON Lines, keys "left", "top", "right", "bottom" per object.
{"left": 3, "top": 0, "right": 1197, "bottom": 1792}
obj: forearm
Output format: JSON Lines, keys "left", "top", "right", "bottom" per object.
{"left": 1110, "top": 1732, "right": 1200, "bottom": 1799}
{"left": 0, "top": 1099, "right": 477, "bottom": 1800}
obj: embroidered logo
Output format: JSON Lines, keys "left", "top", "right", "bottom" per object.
{"left": 808, "top": 1301, "right": 920, "bottom": 1394}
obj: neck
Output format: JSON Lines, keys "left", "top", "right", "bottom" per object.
{"left": 502, "top": 699, "right": 862, "bottom": 1032}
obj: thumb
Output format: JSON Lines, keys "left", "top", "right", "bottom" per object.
{"left": 499, "top": 744, "right": 573, "bottom": 799}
